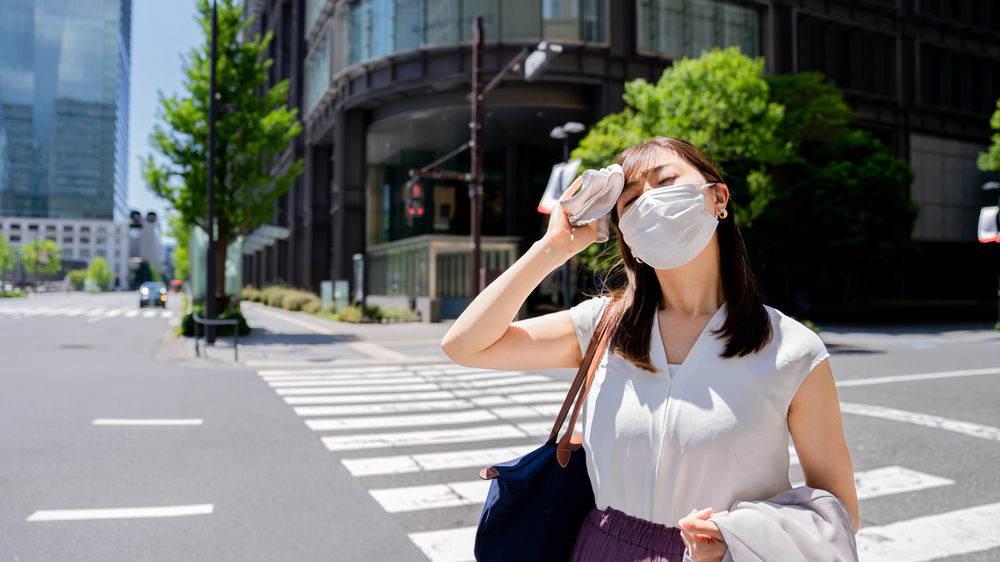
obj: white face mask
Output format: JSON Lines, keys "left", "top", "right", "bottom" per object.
{"left": 618, "top": 182, "right": 718, "bottom": 269}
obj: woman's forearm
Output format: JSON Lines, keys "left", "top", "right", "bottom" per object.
{"left": 441, "top": 238, "right": 570, "bottom": 361}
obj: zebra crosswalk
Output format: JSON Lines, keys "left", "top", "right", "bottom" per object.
{"left": 0, "top": 303, "right": 172, "bottom": 319}
{"left": 255, "top": 364, "right": 1000, "bottom": 562}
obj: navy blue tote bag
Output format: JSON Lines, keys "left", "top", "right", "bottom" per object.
{"left": 474, "top": 301, "right": 619, "bottom": 562}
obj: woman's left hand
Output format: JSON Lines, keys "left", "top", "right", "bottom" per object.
{"left": 678, "top": 508, "right": 729, "bottom": 562}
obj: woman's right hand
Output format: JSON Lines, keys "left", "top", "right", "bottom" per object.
{"left": 541, "top": 176, "right": 600, "bottom": 259}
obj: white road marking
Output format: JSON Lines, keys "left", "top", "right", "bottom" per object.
{"left": 294, "top": 399, "right": 474, "bottom": 417}
{"left": 840, "top": 402, "right": 1000, "bottom": 441}
{"left": 837, "top": 367, "right": 1000, "bottom": 388}
{"left": 436, "top": 375, "right": 553, "bottom": 389}
{"left": 283, "top": 391, "right": 457, "bottom": 405}
{"left": 123, "top": 310, "right": 140, "bottom": 318}
{"left": 321, "top": 424, "right": 530, "bottom": 451}
{"left": 259, "top": 365, "right": 406, "bottom": 377}
{"left": 856, "top": 501, "right": 1000, "bottom": 562}
{"left": 507, "top": 391, "right": 574, "bottom": 404}
{"left": 102, "top": 307, "right": 126, "bottom": 317}
{"left": 341, "top": 444, "right": 537, "bottom": 477}
{"left": 85, "top": 308, "right": 106, "bottom": 317}
{"left": 490, "top": 404, "right": 562, "bottom": 419}
{"left": 424, "top": 371, "right": 528, "bottom": 382}
{"left": 268, "top": 376, "right": 429, "bottom": 388}
{"left": 409, "top": 526, "right": 476, "bottom": 562}
{"left": 27, "top": 503, "right": 214, "bottom": 522}
{"left": 451, "top": 382, "right": 571, "bottom": 397}
{"left": 793, "top": 466, "right": 954, "bottom": 500}
{"left": 92, "top": 419, "right": 203, "bottom": 426}
{"left": 517, "top": 420, "right": 581, "bottom": 437}
{"left": 142, "top": 310, "right": 157, "bottom": 318}
{"left": 275, "top": 382, "right": 441, "bottom": 396}
{"left": 64, "top": 308, "right": 90, "bottom": 316}
{"left": 305, "top": 409, "right": 498, "bottom": 432}
{"left": 263, "top": 372, "right": 419, "bottom": 383}
{"left": 161, "top": 310, "right": 172, "bottom": 318}
{"left": 369, "top": 480, "right": 490, "bottom": 513}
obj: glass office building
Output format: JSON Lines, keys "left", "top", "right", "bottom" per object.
{"left": 0, "top": 0, "right": 132, "bottom": 221}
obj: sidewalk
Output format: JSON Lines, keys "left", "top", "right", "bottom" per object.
{"left": 189, "top": 302, "right": 453, "bottom": 368}
{"left": 816, "top": 322, "right": 1000, "bottom": 348}
{"left": 181, "top": 303, "right": 1000, "bottom": 367}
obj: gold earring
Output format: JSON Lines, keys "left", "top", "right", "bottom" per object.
{"left": 629, "top": 245, "right": 644, "bottom": 264}
{"left": 719, "top": 209, "right": 728, "bottom": 220}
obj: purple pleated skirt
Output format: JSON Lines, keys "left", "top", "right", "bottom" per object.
{"left": 569, "top": 506, "right": 687, "bottom": 562}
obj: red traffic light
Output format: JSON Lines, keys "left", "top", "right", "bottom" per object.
{"left": 412, "top": 185, "right": 421, "bottom": 197}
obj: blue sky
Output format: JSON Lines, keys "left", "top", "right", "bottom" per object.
{"left": 126, "top": 0, "right": 203, "bottom": 240}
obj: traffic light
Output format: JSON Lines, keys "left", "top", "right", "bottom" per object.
{"left": 406, "top": 179, "right": 425, "bottom": 217}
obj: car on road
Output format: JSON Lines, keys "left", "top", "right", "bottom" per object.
{"left": 139, "top": 282, "right": 168, "bottom": 308}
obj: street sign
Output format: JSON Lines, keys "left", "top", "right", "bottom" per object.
{"left": 978, "top": 206, "right": 999, "bottom": 243}
{"left": 39, "top": 251, "right": 48, "bottom": 265}
{"left": 537, "top": 159, "right": 581, "bottom": 214}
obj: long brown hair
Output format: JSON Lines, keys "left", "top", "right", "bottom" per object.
{"left": 604, "top": 137, "right": 772, "bottom": 372}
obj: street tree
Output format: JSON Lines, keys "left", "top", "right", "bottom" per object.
{"left": 977, "top": 95, "right": 1000, "bottom": 172}
{"left": 87, "top": 256, "right": 115, "bottom": 289}
{"left": 168, "top": 213, "right": 190, "bottom": 282}
{"left": 748, "top": 73, "right": 918, "bottom": 306}
{"left": 18, "top": 240, "right": 62, "bottom": 281}
{"left": 0, "top": 235, "right": 15, "bottom": 279}
{"left": 142, "top": 0, "right": 303, "bottom": 310}
{"left": 68, "top": 269, "right": 88, "bottom": 289}
{"left": 572, "top": 47, "right": 786, "bottom": 225}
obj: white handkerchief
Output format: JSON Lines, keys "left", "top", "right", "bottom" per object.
{"left": 558, "top": 164, "right": 625, "bottom": 243}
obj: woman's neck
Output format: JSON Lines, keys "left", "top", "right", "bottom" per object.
{"left": 653, "top": 233, "right": 725, "bottom": 318}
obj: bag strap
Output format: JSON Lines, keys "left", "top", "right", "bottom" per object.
{"left": 547, "top": 298, "right": 620, "bottom": 468}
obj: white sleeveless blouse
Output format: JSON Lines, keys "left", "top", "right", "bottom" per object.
{"left": 570, "top": 296, "right": 829, "bottom": 527}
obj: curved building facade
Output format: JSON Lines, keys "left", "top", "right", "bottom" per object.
{"left": 243, "top": 0, "right": 1000, "bottom": 317}
{"left": 0, "top": 0, "right": 132, "bottom": 221}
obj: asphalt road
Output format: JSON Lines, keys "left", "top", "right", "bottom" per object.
{"left": 1, "top": 293, "right": 998, "bottom": 561}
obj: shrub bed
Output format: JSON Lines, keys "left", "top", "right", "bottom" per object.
{"left": 243, "top": 284, "right": 420, "bottom": 323}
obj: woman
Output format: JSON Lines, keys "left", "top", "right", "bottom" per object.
{"left": 442, "top": 138, "right": 859, "bottom": 562}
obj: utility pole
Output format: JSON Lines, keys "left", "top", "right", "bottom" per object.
{"left": 469, "top": 16, "right": 484, "bottom": 299}
{"left": 205, "top": 0, "right": 218, "bottom": 344}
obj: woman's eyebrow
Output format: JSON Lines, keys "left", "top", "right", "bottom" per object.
{"left": 625, "top": 164, "right": 674, "bottom": 189}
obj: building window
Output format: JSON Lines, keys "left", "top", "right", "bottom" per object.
{"left": 96, "top": 249, "right": 107, "bottom": 258}
{"left": 797, "top": 15, "right": 896, "bottom": 98}
{"left": 917, "top": 0, "right": 1000, "bottom": 32}
{"left": 340, "top": 0, "right": 606, "bottom": 70}
{"left": 97, "top": 226, "right": 106, "bottom": 233}
{"left": 638, "top": 0, "right": 759, "bottom": 60}
{"left": 96, "top": 237, "right": 107, "bottom": 245}
{"left": 10, "top": 223, "right": 20, "bottom": 231}
{"left": 63, "top": 225, "right": 73, "bottom": 232}
{"left": 80, "top": 248, "right": 90, "bottom": 258}
{"left": 28, "top": 224, "right": 38, "bottom": 231}
{"left": 115, "top": 238, "right": 120, "bottom": 245}
{"left": 114, "top": 263, "right": 120, "bottom": 273}
{"left": 115, "top": 226, "right": 121, "bottom": 233}
{"left": 80, "top": 226, "right": 91, "bottom": 233}
{"left": 63, "top": 248, "right": 73, "bottom": 258}
{"left": 10, "top": 235, "right": 20, "bottom": 242}
{"left": 80, "top": 237, "right": 90, "bottom": 244}
{"left": 306, "top": 30, "right": 331, "bottom": 114}
{"left": 115, "top": 249, "right": 121, "bottom": 258}
{"left": 46, "top": 236, "right": 56, "bottom": 242}
{"left": 920, "top": 44, "right": 999, "bottom": 114}
{"left": 46, "top": 224, "right": 56, "bottom": 232}
{"left": 63, "top": 236, "right": 74, "bottom": 244}
{"left": 306, "top": 0, "right": 328, "bottom": 34}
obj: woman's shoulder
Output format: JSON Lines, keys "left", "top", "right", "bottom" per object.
{"left": 762, "top": 305, "right": 828, "bottom": 366}
{"left": 569, "top": 295, "right": 614, "bottom": 356}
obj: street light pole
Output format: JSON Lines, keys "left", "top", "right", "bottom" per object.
{"left": 470, "top": 16, "right": 484, "bottom": 299}
{"left": 205, "top": 0, "right": 218, "bottom": 344}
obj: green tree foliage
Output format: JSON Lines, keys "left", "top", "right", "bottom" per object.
{"left": 133, "top": 261, "right": 156, "bottom": 288}
{"left": 168, "top": 213, "right": 190, "bottom": 282}
{"left": 142, "top": 0, "right": 302, "bottom": 305}
{"left": 87, "top": 256, "right": 115, "bottom": 288}
{"left": 977, "top": 95, "right": 1000, "bottom": 172}
{"left": 68, "top": 269, "right": 88, "bottom": 289}
{"left": 570, "top": 53, "right": 918, "bottom": 306}
{"left": 0, "top": 235, "right": 15, "bottom": 277}
{"left": 19, "top": 240, "right": 62, "bottom": 277}
{"left": 748, "top": 72, "right": 918, "bottom": 305}
{"left": 572, "top": 47, "right": 786, "bottom": 225}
